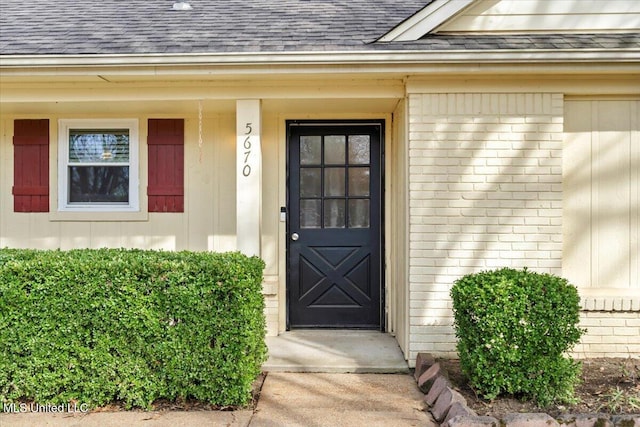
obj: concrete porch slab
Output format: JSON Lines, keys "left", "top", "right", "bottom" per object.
{"left": 262, "top": 330, "right": 409, "bottom": 373}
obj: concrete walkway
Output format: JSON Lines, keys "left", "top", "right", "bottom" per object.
{"left": 251, "top": 372, "right": 435, "bottom": 427}
{"left": 0, "top": 373, "right": 436, "bottom": 427}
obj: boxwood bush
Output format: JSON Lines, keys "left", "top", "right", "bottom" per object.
{"left": 450, "top": 267, "right": 585, "bottom": 406}
{"left": 0, "top": 248, "right": 267, "bottom": 409}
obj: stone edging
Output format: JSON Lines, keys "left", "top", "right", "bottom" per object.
{"left": 413, "top": 353, "right": 640, "bottom": 427}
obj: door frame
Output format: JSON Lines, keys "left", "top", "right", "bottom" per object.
{"left": 285, "top": 119, "right": 386, "bottom": 331}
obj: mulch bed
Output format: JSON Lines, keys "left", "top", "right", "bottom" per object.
{"left": 440, "top": 358, "right": 640, "bottom": 419}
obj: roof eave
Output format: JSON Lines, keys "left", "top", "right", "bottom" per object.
{"left": 1, "top": 49, "right": 639, "bottom": 69}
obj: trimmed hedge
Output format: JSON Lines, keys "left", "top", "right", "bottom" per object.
{"left": 450, "top": 267, "right": 585, "bottom": 406}
{"left": 0, "top": 249, "right": 267, "bottom": 409}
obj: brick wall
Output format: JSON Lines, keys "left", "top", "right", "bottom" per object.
{"left": 574, "top": 311, "right": 640, "bottom": 358}
{"left": 262, "top": 277, "right": 279, "bottom": 336}
{"left": 407, "top": 93, "right": 565, "bottom": 363}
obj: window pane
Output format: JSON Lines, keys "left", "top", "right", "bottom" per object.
{"left": 69, "top": 129, "right": 130, "bottom": 163}
{"left": 69, "top": 166, "right": 129, "bottom": 203}
{"left": 300, "top": 136, "right": 321, "bottom": 165}
{"left": 300, "top": 199, "right": 321, "bottom": 228}
{"left": 324, "top": 135, "right": 345, "bottom": 164}
{"left": 324, "top": 167, "right": 345, "bottom": 196}
{"left": 324, "top": 199, "right": 345, "bottom": 228}
{"left": 349, "top": 167, "right": 370, "bottom": 196}
{"left": 348, "top": 199, "right": 370, "bottom": 228}
{"left": 348, "top": 135, "right": 370, "bottom": 164}
{"left": 300, "top": 168, "right": 321, "bottom": 197}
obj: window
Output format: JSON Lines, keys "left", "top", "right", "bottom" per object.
{"left": 58, "top": 119, "right": 139, "bottom": 212}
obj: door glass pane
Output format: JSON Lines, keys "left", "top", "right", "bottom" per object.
{"left": 69, "top": 166, "right": 129, "bottom": 203}
{"left": 324, "top": 167, "right": 345, "bottom": 196}
{"left": 300, "top": 136, "right": 321, "bottom": 165}
{"left": 348, "top": 135, "right": 370, "bottom": 164}
{"left": 349, "top": 167, "right": 370, "bottom": 197}
{"left": 300, "top": 168, "right": 321, "bottom": 197}
{"left": 324, "top": 199, "right": 345, "bottom": 228}
{"left": 324, "top": 135, "right": 346, "bottom": 164}
{"left": 69, "top": 129, "right": 130, "bottom": 163}
{"left": 348, "top": 199, "right": 370, "bottom": 228}
{"left": 300, "top": 199, "right": 321, "bottom": 228}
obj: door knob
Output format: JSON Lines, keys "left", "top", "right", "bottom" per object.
{"left": 291, "top": 233, "right": 299, "bottom": 241}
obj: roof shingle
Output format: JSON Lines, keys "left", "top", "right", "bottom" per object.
{"left": 0, "top": 0, "right": 638, "bottom": 56}
{"left": 0, "top": 0, "right": 429, "bottom": 54}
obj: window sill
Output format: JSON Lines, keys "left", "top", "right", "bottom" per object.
{"left": 49, "top": 210, "right": 149, "bottom": 222}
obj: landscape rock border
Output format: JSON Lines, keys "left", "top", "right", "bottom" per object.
{"left": 413, "top": 353, "right": 640, "bottom": 427}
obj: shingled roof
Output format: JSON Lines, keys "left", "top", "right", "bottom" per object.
{"left": 1, "top": 0, "right": 638, "bottom": 56}
{"left": 0, "top": 0, "right": 430, "bottom": 55}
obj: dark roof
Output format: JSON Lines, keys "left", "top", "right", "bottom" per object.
{"left": 0, "top": 0, "right": 430, "bottom": 55}
{"left": 0, "top": 0, "right": 638, "bottom": 56}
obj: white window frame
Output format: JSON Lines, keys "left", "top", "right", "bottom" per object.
{"left": 58, "top": 119, "right": 139, "bottom": 213}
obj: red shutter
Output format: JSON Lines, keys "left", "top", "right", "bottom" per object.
{"left": 13, "top": 119, "right": 49, "bottom": 212}
{"left": 147, "top": 119, "right": 184, "bottom": 212}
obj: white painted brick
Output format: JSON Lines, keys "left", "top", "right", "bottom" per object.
{"left": 261, "top": 283, "right": 278, "bottom": 295}
{"left": 588, "top": 326, "right": 613, "bottom": 337}
{"left": 613, "top": 328, "right": 640, "bottom": 336}
{"left": 406, "top": 92, "right": 577, "bottom": 365}
{"left": 599, "top": 334, "right": 632, "bottom": 344}
{"left": 598, "top": 317, "right": 628, "bottom": 327}
{"left": 580, "top": 334, "right": 603, "bottom": 344}
{"left": 410, "top": 324, "right": 455, "bottom": 335}
{"left": 618, "top": 345, "right": 640, "bottom": 353}
{"left": 626, "top": 318, "right": 640, "bottom": 327}
{"left": 537, "top": 262, "right": 562, "bottom": 272}
{"left": 512, "top": 242, "right": 539, "bottom": 251}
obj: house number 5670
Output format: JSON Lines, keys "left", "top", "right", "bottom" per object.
{"left": 243, "top": 123, "right": 252, "bottom": 177}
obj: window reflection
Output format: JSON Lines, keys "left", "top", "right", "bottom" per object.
{"left": 324, "top": 135, "right": 346, "bottom": 164}
{"left": 349, "top": 167, "right": 370, "bottom": 197}
{"left": 348, "top": 135, "right": 370, "bottom": 164}
{"left": 324, "top": 199, "right": 345, "bottom": 228}
{"left": 300, "top": 199, "right": 321, "bottom": 228}
{"left": 300, "top": 136, "right": 322, "bottom": 165}
{"left": 300, "top": 168, "right": 321, "bottom": 197}
{"left": 324, "top": 168, "right": 345, "bottom": 197}
{"left": 297, "top": 132, "right": 373, "bottom": 229}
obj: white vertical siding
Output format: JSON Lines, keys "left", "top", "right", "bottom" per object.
{"left": 389, "top": 99, "right": 410, "bottom": 356}
{"left": 564, "top": 99, "right": 640, "bottom": 291}
{"left": 437, "top": 0, "right": 640, "bottom": 33}
{"left": 0, "top": 109, "right": 282, "bottom": 335}
{"left": 0, "top": 113, "right": 232, "bottom": 252}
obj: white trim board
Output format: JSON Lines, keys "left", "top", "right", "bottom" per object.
{"left": 378, "top": 0, "right": 475, "bottom": 42}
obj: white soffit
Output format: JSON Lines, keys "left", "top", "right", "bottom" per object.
{"left": 378, "top": 0, "right": 476, "bottom": 42}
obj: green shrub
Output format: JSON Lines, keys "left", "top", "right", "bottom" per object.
{"left": 0, "top": 249, "right": 267, "bottom": 409}
{"left": 450, "top": 267, "right": 585, "bottom": 406}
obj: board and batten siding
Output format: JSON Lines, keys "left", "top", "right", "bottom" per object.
{"left": 407, "top": 92, "right": 565, "bottom": 363}
{"left": 389, "top": 99, "right": 410, "bottom": 356}
{"left": 0, "top": 111, "right": 283, "bottom": 336}
{"left": 0, "top": 115, "right": 236, "bottom": 252}
{"left": 565, "top": 99, "right": 640, "bottom": 358}
{"left": 437, "top": 0, "right": 640, "bottom": 33}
